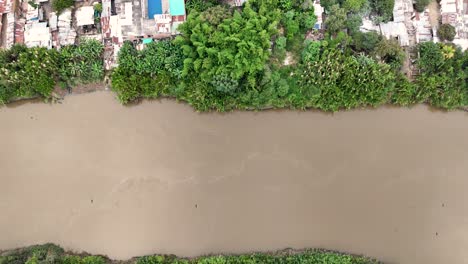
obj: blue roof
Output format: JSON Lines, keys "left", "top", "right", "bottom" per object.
{"left": 148, "top": 0, "right": 162, "bottom": 18}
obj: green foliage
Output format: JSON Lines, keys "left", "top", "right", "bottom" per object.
{"left": 94, "top": 3, "right": 103, "bottom": 13}
{"left": 374, "top": 37, "right": 405, "bottom": 69}
{"left": 324, "top": 5, "right": 347, "bottom": 35}
{"left": 111, "top": 40, "right": 183, "bottom": 103}
{"left": 414, "top": 0, "right": 430, "bottom": 12}
{"left": 0, "top": 40, "right": 105, "bottom": 104}
{"left": 0, "top": 244, "right": 64, "bottom": 264}
{"left": 52, "top": 0, "right": 74, "bottom": 14}
{"left": 299, "top": 46, "right": 396, "bottom": 111}
{"left": 28, "top": 0, "right": 38, "bottom": 8}
{"left": 283, "top": 10, "right": 301, "bottom": 41}
{"left": 346, "top": 13, "right": 363, "bottom": 34}
{"left": 343, "top": 0, "right": 367, "bottom": 12}
{"left": 108, "top": 0, "right": 467, "bottom": 113}
{"left": 211, "top": 73, "right": 239, "bottom": 94}
{"left": 415, "top": 42, "right": 468, "bottom": 109}
{"left": 417, "top": 42, "right": 445, "bottom": 74}
{"left": 301, "top": 40, "right": 321, "bottom": 62}
{"left": 58, "top": 39, "right": 104, "bottom": 87}
{"left": 437, "top": 23, "right": 456, "bottom": 42}
{"left": 175, "top": 2, "right": 280, "bottom": 90}
{"left": 185, "top": 0, "right": 219, "bottom": 13}
{"left": 320, "top": 0, "right": 337, "bottom": 11}
{"left": 370, "top": 0, "right": 394, "bottom": 23}
{"left": 0, "top": 45, "right": 59, "bottom": 103}
{"left": 352, "top": 31, "right": 382, "bottom": 53}
{"left": 136, "top": 250, "right": 378, "bottom": 264}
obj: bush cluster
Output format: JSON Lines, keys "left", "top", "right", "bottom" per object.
{"left": 109, "top": 0, "right": 468, "bottom": 112}
{"left": 0, "top": 40, "right": 104, "bottom": 104}
{"left": 0, "top": 244, "right": 378, "bottom": 264}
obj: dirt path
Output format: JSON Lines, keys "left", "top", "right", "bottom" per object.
{"left": 1, "top": 91, "right": 468, "bottom": 264}
{"left": 428, "top": 0, "right": 441, "bottom": 28}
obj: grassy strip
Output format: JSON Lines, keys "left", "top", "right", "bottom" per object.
{"left": 0, "top": 244, "right": 380, "bottom": 264}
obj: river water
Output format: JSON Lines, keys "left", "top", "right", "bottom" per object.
{"left": 1, "top": 91, "right": 468, "bottom": 264}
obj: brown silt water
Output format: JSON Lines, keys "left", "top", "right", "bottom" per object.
{"left": 1, "top": 91, "right": 468, "bottom": 264}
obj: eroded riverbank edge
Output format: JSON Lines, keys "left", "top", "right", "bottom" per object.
{"left": 0, "top": 244, "right": 380, "bottom": 264}
{"left": 4, "top": 84, "right": 468, "bottom": 113}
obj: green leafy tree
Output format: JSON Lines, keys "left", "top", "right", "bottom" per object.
{"left": 374, "top": 37, "right": 405, "bottom": 69}
{"left": 176, "top": 1, "right": 280, "bottom": 91}
{"left": 52, "top": 0, "right": 74, "bottom": 14}
{"left": 346, "top": 13, "right": 363, "bottom": 34}
{"left": 414, "top": 0, "right": 431, "bottom": 12}
{"left": 343, "top": 0, "right": 367, "bottom": 12}
{"left": 299, "top": 46, "right": 396, "bottom": 111}
{"left": 437, "top": 23, "right": 456, "bottom": 42}
{"left": 370, "top": 0, "right": 394, "bottom": 23}
{"left": 352, "top": 31, "right": 382, "bottom": 52}
{"left": 185, "top": 0, "right": 219, "bottom": 13}
{"left": 324, "top": 5, "right": 347, "bottom": 35}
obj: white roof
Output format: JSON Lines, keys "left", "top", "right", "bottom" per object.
{"left": 49, "top": 12, "right": 58, "bottom": 30}
{"left": 440, "top": 0, "right": 457, "bottom": 13}
{"left": 24, "top": 22, "right": 51, "bottom": 48}
{"left": 380, "top": 22, "right": 410, "bottom": 46}
{"left": 76, "top": 6, "right": 95, "bottom": 26}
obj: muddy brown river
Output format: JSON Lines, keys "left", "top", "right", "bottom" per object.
{"left": 1, "top": 91, "right": 468, "bottom": 264}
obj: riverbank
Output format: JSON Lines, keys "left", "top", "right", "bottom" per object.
{"left": 0, "top": 244, "right": 379, "bottom": 264}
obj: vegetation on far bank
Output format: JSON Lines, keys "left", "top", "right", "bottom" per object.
{"left": 0, "top": 244, "right": 380, "bottom": 264}
{"left": 0, "top": 39, "right": 104, "bottom": 105}
{"left": 110, "top": 0, "right": 468, "bottom": 112}
{"left": 1, "top": 0, "right": 468, "bottom": 112}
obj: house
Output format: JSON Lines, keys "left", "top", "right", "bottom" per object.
{"left": 24, "top": 22, "right": 52, "bottom": 48}
{"left": 313, "top": 0, "right": 324, "bottom": 29}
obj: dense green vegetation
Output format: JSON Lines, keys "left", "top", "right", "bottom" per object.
{"left": 437, "top": 24, "right": 457, "bottom": 42}
{"left": 0, "top": 244, "right": 379, "bottom": 264}
{"left": 109, "top": 0, "right": 468, "bottom": 112}
{"left": 415, "top": 42, "right": 468, "bottom": 109}
{"left": 52, "top": 0, "right": 74, "bottom": 14}
{"left": 414, "top": 0, "right": 430, "bottom": 12}
{"left": 0, "top": 39, "right": 104, "bottom": 104}
{"left": 1, "top": 0, "right": 467, "bottom": 112}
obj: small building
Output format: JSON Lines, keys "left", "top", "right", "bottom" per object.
{"left": 380, "top": 21, "right": 410, "bottom": 46}
{"left": 76, "top": 6, "right": 95, "bottom": 27}
{"left": 24, "top": 22, "right": 52, "bottom": 48}
{"left": 149, "top": 0, "right": 185, "bottom": 33}
{"left": 313, "top": 0, "right": 324, "bottom": 29}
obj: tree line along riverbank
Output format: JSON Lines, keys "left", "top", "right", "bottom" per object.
{"left": 0, "top": 244, "right": 379, "bottom": 264}
{"left": 1, "top": 0, "right": 467, "bottom": 112}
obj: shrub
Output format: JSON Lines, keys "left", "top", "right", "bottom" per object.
{"left": 374, "top": 37, "right": 405, "bottom": 69}
{"left": 175, "top": 1, "right": 280, "bottom": 90}
{"left": 414, "top": 0, "right": 431, "bottom": 12}
{"left": 352, "top": 31, "right": 382, "bottom": 53}
{"left": 52, "top": 0, "right": 74, "bottom": 13}
{"left": 437, "top": 23, "right": 456, "bottom": 42}
{"left": 324, "top": 5, "right": 347, "bottom": 35}
{"left": 58, "top": 39, "right": 105, "bottom": 87}
{"left": 299, "top": 46, "right": 396, "bottom": 111}
{"left": 370, "top": 0, "right": 394, "bottom": 23}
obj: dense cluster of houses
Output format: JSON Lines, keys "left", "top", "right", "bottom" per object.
{"left": 440, "top": 0, "right": 468, "bottom": 48}
{"left": 360, "top": 0, "right": 433, "bottom": 47}
{"left": 359, "top": 0, "right": 468, "bottom": 49}
{"left": 2, "top": 0, "right": 468, "bottom": 71}
{"left": 0, "top": 0, "right": 187, "bottom": 68}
